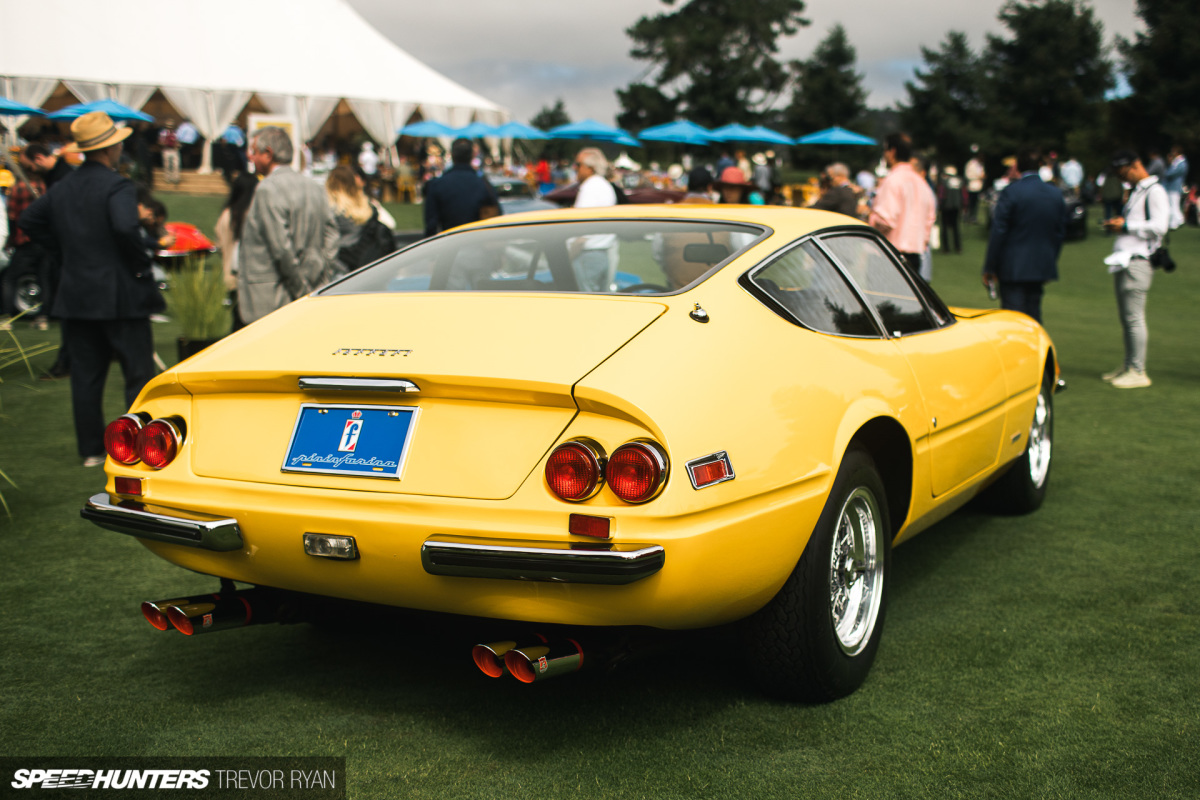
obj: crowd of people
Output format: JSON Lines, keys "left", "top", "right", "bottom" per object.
{"left": 1, "top": 110, "right": 1193, "bottom": 468}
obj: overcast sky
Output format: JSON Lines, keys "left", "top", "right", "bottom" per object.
{"left": 348, "top": 0, "right": 1141, "bottom": 126}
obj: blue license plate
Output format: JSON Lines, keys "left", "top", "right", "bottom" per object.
{"left": 282, "top": 403, "right": 419, "bottom": 479}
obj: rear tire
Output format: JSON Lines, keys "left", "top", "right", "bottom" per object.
{"left": 979, "top": 369, "right": 1053, "bottom": 515}
{"left": 742, "top": 448, "right": 891, "bottom": 702}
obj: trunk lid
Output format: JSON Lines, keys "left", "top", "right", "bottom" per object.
{"left": 177, "top": 293, "right": 666, "bottom": 499}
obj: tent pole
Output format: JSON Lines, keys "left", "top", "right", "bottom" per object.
{"left": 198, "top": 91, "right": 216, "bottom": 174}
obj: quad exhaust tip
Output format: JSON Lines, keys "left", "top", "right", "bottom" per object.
{"left": 140, "top": 589, "right": 266, "bottom": 635}
{"left": 472, "top": 635, "right": 584, "bottom": 683}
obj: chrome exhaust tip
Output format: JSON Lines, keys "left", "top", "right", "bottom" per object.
{"left": 141, "top": 596, "right": 216, "bottom": 632}
{"left": 472, "top": 641, "right": 519, "bottom": 678}
{"left": 166, "top": 594, "right": 254, "bottom": 636}
{"left": 141, "top": 588, "right": 271, "bottom": 636}
{"left": 503, "top": 639, "right": 584, "bottom": 683}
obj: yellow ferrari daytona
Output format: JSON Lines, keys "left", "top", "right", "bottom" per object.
{"left": 83, "top": 205, "right": 1060, "bottom": 701}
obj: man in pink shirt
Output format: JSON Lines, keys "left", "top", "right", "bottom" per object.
{"left": 869, "top": 133, "right": 937, "bottom": 276}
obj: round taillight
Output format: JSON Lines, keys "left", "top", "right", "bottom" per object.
{"left": 137, "top": 419, "right": 182, "bottom": 469}
{"left": 545, "top": 440, "right": 605, "bottom": 502}
{"left": 606, "top": 441, "right": 669, "bottom": 504}
{"left": 104, "top": 415, "right": 143, "bottom": 465}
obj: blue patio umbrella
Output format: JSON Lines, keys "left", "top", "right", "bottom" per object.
{"left": 397, "top": 120, "right": 457, "bottom": 138}
{"left": 795, "top": 126, "right": 877, "bottom": 146}
{"left": 46, "top": 99, "right": 152, "bottom": 122}
{"left": 0, "top": 96, "right": 45, "bottom": 116}
{"left": 637, "top": 120, "right": 715, "bottom": 145}
{"left": 491, "top": 121, "right": 550, "bottom": 140}
{"left": 548, "top": 119, "right": 640, "bottom": 148}
{"left": 710, "top": 123, "right": 795, "bottom": 145}
{"left": 221, "top": 124, "right": 246, "bottom": 146}
{"left": 708, "top": 123, "right": 756, "bottom": 142}
{"left": 745, "top": 125, "right": 795, "bottom": 146}
{"left": 454, "top": 121, "right": 498, "bottom": 139}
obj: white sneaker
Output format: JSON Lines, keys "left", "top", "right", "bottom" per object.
{"left": 1101, "top": 367, "right": 1127, "bottom": 382}
{"left": 83, "top": 455, "right": 106, "bottom": 467}
{"left": 1111, "top": 370, "right": 1151, "bottom": 389}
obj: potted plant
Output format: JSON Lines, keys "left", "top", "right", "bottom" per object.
{"left": 168, "top": 253, "right": 230, "bottom": 362}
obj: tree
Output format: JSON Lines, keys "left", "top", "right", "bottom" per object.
{"left": 1114, "top": 0, "right": 1200, "bottom": 155}
{"left": 616, "top": 83, "right": 677, "bottom": 133}
{"left": 621, "top": 0, "right": 809, "bottom": 128}
{"left": 983, "top": 0, "right": 1112, "bottom": 155}
{"left": 899, "top": 31, "right": 986, "bottom": 166}
{"left": 785, "top": 25, "right": 868, "bottom": 137}
{"left": 530, "top": 100, "right": 570, "bottom": 132}
{"left": 529, "top": 100, "right": 572, "bottom": 161}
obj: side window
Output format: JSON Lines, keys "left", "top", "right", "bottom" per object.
{"left": 749, "top": 241, "right": 880, "bottom": 337}
{"left": 820, "top": 235, "right": 936, "bottom": 335}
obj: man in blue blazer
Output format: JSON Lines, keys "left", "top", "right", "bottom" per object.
{"left": 422, "top": 138, "right": 499, "bottom": 238}
{"left": 982, "top": 148, "right": 1067, "bottom": 324}
{"left": 20, "top": 112, "right": 163, "bottom": 466}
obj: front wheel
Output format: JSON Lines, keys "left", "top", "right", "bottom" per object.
{"left": 742, "top": 448, "right": 891, "bottom": 702}
{"left": 978, "top": 369, "right": 1053, "bottom": 514}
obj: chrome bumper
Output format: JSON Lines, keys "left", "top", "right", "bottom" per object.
{"left": 421, "top": 535, "right": 665, "bottom": 585}
{"left": 81, "top": 493, "right": 244, "bottom": 552}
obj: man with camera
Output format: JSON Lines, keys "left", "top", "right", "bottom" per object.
{"left": 1101, "top": 150, "right": 1171, "bottom": 389}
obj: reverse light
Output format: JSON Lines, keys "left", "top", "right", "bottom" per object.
{"left": 303, "top": 533, "right": 359, "bottom": 560}
{"left": 606, "top": 441, "right": 669, "bottom": 504}
{"left": 136, "top": 418, "right": 184, "bottom": 469}
{"left": 104, "top": 415, "right": 144, "bottom": 465}
{"left": 545, "top": 439, "right": 606, "bottom": 502}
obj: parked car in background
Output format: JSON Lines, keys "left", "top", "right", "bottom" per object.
{"left": 487, "top": 174, "right": 558, "bottom": 215}
{"left": 83, "top": 205, "right": 1061, "bottom": 702}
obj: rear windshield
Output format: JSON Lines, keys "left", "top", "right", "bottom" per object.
{"left": 320, "top": 219, "right": 767, "bottom": 295}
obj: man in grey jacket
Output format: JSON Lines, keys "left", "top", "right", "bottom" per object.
{"left": 238, "top": 127, "right": 339, "bottom": 324}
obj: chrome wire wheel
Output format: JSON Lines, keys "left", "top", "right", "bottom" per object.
{"left": 1027, "top": 389, "right": 1052, "bottom": 488}
{"left": 829, "top": 486, "right": 885, "bottom": 656}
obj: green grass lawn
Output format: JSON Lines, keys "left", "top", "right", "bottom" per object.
{"left": 1, "top": 210, "right": 1198, "bottom": 799}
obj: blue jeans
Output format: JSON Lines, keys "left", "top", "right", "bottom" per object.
{"left": 1115, "top": 257, "right": 1153, "bottom": 373}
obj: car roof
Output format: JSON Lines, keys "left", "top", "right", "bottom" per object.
{"left": 459, "top": 203, "right": 870, "bottom": 238}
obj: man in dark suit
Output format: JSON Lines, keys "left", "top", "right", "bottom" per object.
{"left": 20, "top": 111, "right": 163, "bottom": 466}
{"left": 422, "top": 138, "right": 498, "bottom": 238}
{"left": 982, "top": 148, "right": 1067, "bottom": 323}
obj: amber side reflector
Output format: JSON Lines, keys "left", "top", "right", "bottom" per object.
{"left": 114, "top": 477, "right": 143, "bottom": 496}
{"left": 568, "top": 514, "right": 611, "bottom": 539}
{"left": 691, "top": 460, "right": 728, "bottom": 486}
{"left": 686, "top": 451, "right": 735, "bottom": 489}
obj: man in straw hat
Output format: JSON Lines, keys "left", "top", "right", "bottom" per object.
{"left": 19, "top": 111, "right": 164, "bottom": 467}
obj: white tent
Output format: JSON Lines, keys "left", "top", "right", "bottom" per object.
{"left": 1, "top": 0, "right": 508, "bottom": 169}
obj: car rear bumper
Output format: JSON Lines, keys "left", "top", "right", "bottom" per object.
{"left": 420, "top": 535, "right": 664, "bottom": 585}
{"left": 82, "top": 493, "right": 664, "bottom": 585}
{"left": 81, "top": 493, "right": 244, "bottom": 552}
